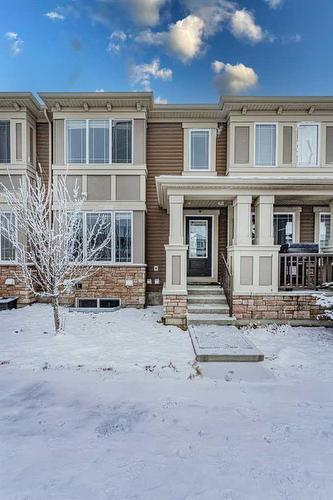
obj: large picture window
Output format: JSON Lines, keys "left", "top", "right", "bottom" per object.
{"left": 190, "top": 130, "right": 210, "bottom": 170}
{"left": 0, "top": 121, "right": 10, "bottom": 164}
{"left": 66, "top": 120, "right": 132, "bottom": 164}
{"left": 273, "top": 213, "right": 294, "bottom": 246}
{"left": 0, "top": 212, "right": 16, "bottom": 262}
{"left": 319, "top": 213, "right": 331, "bottom": 250}
{"left": 255, "top": 124, "right": 277, "bottom": 166}
{"left": 297, "top": 123, "right": 319, "bottom": 166}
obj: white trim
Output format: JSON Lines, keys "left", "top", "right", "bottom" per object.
{"left": 296, "top": 122, "right": 321, "bottom": 167}
{"left": 188, "top": 129, "right": 212, "bottom": 171}
{"left": 254, "top": 122, "right": 278, "bottom": 167}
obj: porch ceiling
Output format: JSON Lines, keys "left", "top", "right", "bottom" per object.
{"left": 156, "top": 175, "right": 333, "bottom": 210}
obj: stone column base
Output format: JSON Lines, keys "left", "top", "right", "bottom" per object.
{"left": 163, "top": 293, "right": 188, "bottom": 328}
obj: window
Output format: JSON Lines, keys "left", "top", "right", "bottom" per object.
{"left": 273, "top": 213, "right": 294, "bottom": 246}
{"left": 297, "top": 123, "right": 319, "bottom": 166}
{"left": 66, "top": 120, "right": 132, "bottom": 164}
{"left": 189, "top": 220, "right": 208, "bottom": 257}
{"left": 0, "top": 121, "right": 10, "bottom": 163}
{"left": 86, "top": 212, "right": 112, "bottom": 262}
{"left": 190, "top": 130, "right": 210, "bottom": 170}
{"left": 319, "top": 213, "right": 331, "bottom": 250}
{"left": 115, "top": 212, "right": 132, "bottom": 262}
{"left": 255, "top": 124, "right": 277, "bottom": 166}
{"left": 112, "top": 121, "right": 132, "bottom": 164}
{"left": 89, "top": 120, "right": 109, "bottom": 163}
{"left": 0, "top": 212, "right": 16, "bottom": 262}
{"left": 67, "top": 120, "right": 86, "bottom": 163}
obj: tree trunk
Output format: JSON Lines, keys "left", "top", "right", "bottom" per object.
{"left": 52, "top": 296, "right": 61, "bottom": 334}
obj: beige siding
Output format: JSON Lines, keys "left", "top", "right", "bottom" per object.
{"left": 283, "top": 126, "right": 293, "bottom": 164}
{"left": 234, "top": 126, "right": 249, "bottom": 164}
{"left": 0, "top": 174, "right": 21, "bottom": 191}
{"left": 53, "top": 119, "right": 64, "bottom": 165}
{"left": 65, "top": 175, "right": 82, "bottom": 196}
{"left": 133, "top": 119, "right": 145, "bottom": 165}
{"left": 326, "top": 126, "right": 333, "bottom": 164}
{"left": 116, "top": 175, "right": 140, "bottom": 200}
{"left": 133, "top": 211, "right": 145, "bottom": 264}
{"left": 15, "top": 123, "right": 22, "bottom": 161}
{"left": 87, "top": 175, "right": 111, "bottom": 200}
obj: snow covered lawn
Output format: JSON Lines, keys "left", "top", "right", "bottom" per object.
{"left": 1, "top": 304, "right": 333, "bottom": 499}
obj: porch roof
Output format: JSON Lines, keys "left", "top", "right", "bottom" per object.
{"left": 155, "top": 175, "right": 333, "bottom": 210}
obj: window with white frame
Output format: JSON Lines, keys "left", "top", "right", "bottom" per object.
{"left": 255, "top": 124, "right": 277, "bottom": 166}
{"left": 66, "top": 120, "right": 132, "bottom": 164}
{"left": 319, "top": 213, "right": 331, "bottom": 250}
{"left": 189, "top": 130, "right": 210, "bottom": 170}
{"left": 0, "top": 212, "right": 16, "bottom": 262}
{"left": 297, "top": 123, "right": 319, "bottom": 166}
{"left": 273, "top": 213, "right": 294, "bottom": 246}
{"left": 72, "top": 212, "right": 132, "bottom": 263}
{"left": 0, "top": 121, "right": 10, "bottom": 164}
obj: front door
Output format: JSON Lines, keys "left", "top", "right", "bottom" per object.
{"left": 186, "top": 216, "right": 212, "bottom": 277}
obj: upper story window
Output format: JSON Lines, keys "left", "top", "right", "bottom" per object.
{"left": 0, "top": 121, "right": 10, "bottom": 164}
{"left": 66, "top": 119, "right": 132, "bottom": 164}
{"left": 189, "top": 130, "right": 210, "bottom": 170}
{"left": 255, "top": 123, "right": 277, "bottom": 167}
{"left": 297, "top": 123, "right": 319, "bottom": 166}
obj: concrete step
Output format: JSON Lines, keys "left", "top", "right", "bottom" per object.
{"left": 187, "top": 285, "right": 224, "bottom": 296}
{"left": 188, "top": 295, "right": 227, "bottom": 305}
{"left": 187, "top": 313, "right": 236, "bottom": 326}
{"left": 188, "top": 303, "right": 230, "bottom": 314}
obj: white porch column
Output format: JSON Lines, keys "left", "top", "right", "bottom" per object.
{"left": 169, "top": 195, "right": 184, "bottom": 244}
{"left": 255, "top": 195, "right": 275, "bottom": 246}
{"left": 233, "top": 195, "right": 252, "bottom": 246}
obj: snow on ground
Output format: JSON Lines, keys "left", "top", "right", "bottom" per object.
{"left": 0, "top": 304, "right": 333, "bottom": 500}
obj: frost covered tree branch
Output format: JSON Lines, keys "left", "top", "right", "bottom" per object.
{"left": 0, "top": 173, "right": 111, "bottom": 334}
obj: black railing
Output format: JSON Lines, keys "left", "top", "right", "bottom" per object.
{"left": 279, "top": 253, "right": 333, "bottom": 290}
{"left": 220, "top": 253, "right": 233, "bottom": 317}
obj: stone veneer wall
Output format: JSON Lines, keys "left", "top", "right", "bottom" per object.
{"left": 60, "top": 266, "right": 146, "bottom": 308}
{"left": 163, "top": 294, "right": 187, "bottom": 327}
{"left": 0, "top": 265, "right": 35, "bottom": 304}
{"left": 233, "top": 294, "right": 327, "bottom": 321}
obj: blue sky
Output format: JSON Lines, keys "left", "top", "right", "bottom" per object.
{"left": 1, "top": 0, "right": 333, "bottom": 103}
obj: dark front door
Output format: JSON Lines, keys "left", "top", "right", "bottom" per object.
{"left": 186, "top": 216, "right": 212, "bottom": 277}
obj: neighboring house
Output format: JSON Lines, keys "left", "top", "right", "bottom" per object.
{"left": 1, "top": 93, "right": 333, "bottom": 324}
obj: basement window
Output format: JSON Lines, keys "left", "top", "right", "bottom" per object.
{"left": 74, "top": 297, "right": 121, "bottom": 311}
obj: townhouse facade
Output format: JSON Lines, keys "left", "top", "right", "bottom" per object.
{"left": 1, "top": 92, "right": 333, "bottom": 325}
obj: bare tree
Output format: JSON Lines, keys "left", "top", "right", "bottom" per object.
{"left": 0, "top": 173, "right": 111, "bottom": 334}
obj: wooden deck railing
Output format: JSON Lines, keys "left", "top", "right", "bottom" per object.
{"left": 279, "top": 253, "right": 333, "bottom": 290}
{"left": 220, "top": 253, "right": 233, "bottom": 316}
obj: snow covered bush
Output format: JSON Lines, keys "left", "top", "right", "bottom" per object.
{"left": 314, "top": 284, "right": 333, "bottom": 319}
{"left": 0, "top": 172, "right": 111, "bottom": 334}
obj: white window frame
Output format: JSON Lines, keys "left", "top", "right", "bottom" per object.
{"left": 189, "top": 129, "right": 211, "bottom": 171}
{"left": 79, "top": 211, "right": 133, "bottom": 265}
{"left": 273, "top": 212, "right": 295, "bottom": 245}
{"left": 318, "top": 212, "right": 331, "bottom": 251}
{"left": 254, "top": 122, "right": 278, "bottom": 167}
{"left": 296, "top": 122, "right": 320, "bottom": 167}
{"left": 65, "top": 119, "right": 134, "bottom": 166}
{"left": 0, "top": 211, "right": 17, "bottom": 264}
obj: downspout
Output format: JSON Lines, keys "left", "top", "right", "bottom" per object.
{"left": 43, "top": 107, "right": 52, "bottom": 225}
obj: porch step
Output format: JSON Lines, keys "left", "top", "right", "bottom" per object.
{"left": 188, "top": 303, "right": 230, "bottom": 314}
{"left": 188, "top": 295, "right": 227, "bottom": 305}
{"left": 188, "top": 285, "right": 223, "bottom": 295}
{"left": 187, "top": 313, "right": 236, "bottom": 326}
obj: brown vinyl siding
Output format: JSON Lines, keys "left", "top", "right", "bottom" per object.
{"left": 146, "top": 122, "right": 183, "bottom": 293}
{"left": 216, "top": 123, "right": 227, "bottom": 175}
{"left": 300, "top": 206, "right": 315, "bottom": 242}
{"left": 36, "top": 122, "right": 49, "bottom": 186}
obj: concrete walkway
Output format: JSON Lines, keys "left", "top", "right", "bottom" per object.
{"left": 189, "top": 325, "right": 264, "bottom": 362}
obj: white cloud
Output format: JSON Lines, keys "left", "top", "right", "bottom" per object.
{"left": 265, "top": 0, "right": 283, "bottom": 8}
{"left": 230, "top": 9, "right": 264, "bottom": 43}
{"left": 212, "top": 60, "right": 258, "bottom": 94}
{"left": 168, "top": 15, "right": 205, "bottom": 62}
{"left": 155, "top": 96, "right": 168, "bottom": 104}
{"left": 125, "top": 0, "right": 167, "bottom": 26}
{"left": 281, "top": 33, "right": 301, "bottom": 44}
{"left": 5, "top": 32, "right": 24, "bottom": 55}
{"left": 130, "top": 58, "right": 172, "bottom": 90}
{"left": 95, "top": 88, "right": 105, "bottom": 92}
{"left": 107, "top": 30, "right": 127, "bottom": 53}
{"left": 45, "top": 11, "right": 65, "bottom": 21}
